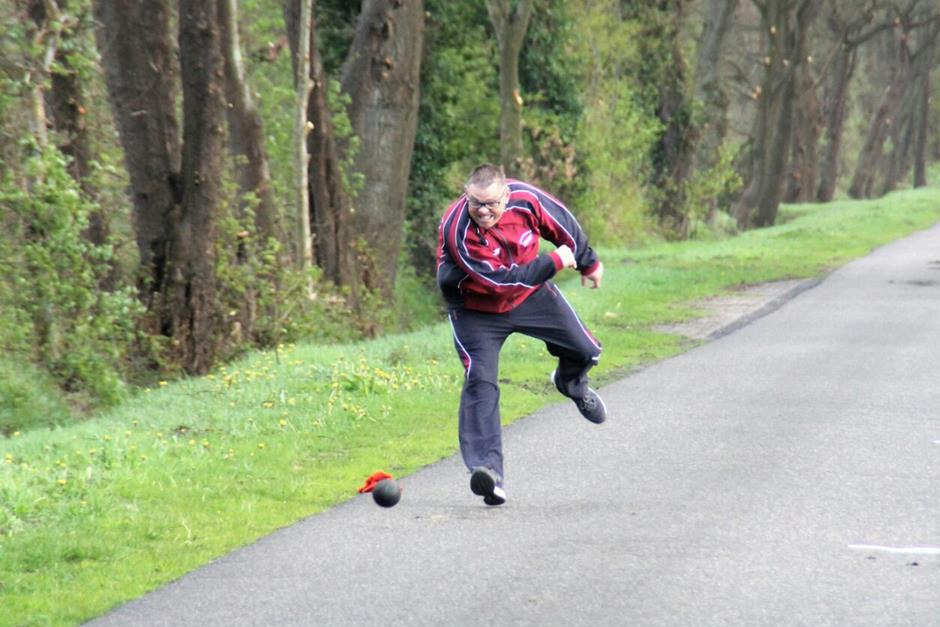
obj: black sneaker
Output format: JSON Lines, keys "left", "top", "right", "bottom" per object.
{"left": 470, "top": 467, "right": 507, "bottom": 506}
{"left": 575, "top": 388, "right": 607, "bottom": 424}
{"left": 552, "top": 370, "right": 607, "bottom": 424}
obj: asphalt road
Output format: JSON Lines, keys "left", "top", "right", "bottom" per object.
{"left": 86, "top": 222, "right": 940, "bottom": 627}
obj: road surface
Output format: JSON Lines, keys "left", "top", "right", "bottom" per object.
{"left": 87, "top": 222, "right": 940, "bottom": 627}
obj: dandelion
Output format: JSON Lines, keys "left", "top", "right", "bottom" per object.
{"left": 159, "top": 381, "right": 168, "bottom": 387}
{"left": 4, "top": 454, "right": 13, "bottom": 464}
{"left": 279, "top": 419, "right": 287, "bottom": 428}
{"left": 257, "top": 442, "right": 266, "bottom": 449}
{"left": 189, "top": 439, "right": 196, "bottom": 447}
{"left": 57, "top": 478, "right": 67, "bottom": 486}
{"left": 12, "top": 431, "right": 21, "bottom": 438}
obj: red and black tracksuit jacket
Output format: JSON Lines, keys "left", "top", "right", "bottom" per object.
{"left": 436, "top": 179, "right": 600, "bottom": 313}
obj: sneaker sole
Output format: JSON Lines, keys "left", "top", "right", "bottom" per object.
{"left": 582, "top": 387, "right": 608, "bottom": 424}
{"left": 484, "top": 486, "right": 507, "bottom": 506}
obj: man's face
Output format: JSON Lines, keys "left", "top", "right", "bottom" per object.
{"left": 465, "top": 181, "right": 508, "bottom": 230}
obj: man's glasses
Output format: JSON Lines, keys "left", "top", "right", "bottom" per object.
{"left": 467, "top": 189, "right": 507, "bottom": 210}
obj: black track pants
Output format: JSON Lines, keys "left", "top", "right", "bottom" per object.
{"left": 448, "top": 282, "right": 602, "bottom": 482}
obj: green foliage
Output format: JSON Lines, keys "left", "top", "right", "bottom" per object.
{"left": 517, "top": 0, "right": 585, "bottom": 203}
{"left": 685, "top": 142, "right": 744, "bottom": 239}
{"left": 0, "top": 356, "right": 73, "bottom": 436}
{"left": 0, "top": 147, "right": 143, "bottom": 412}
{"left": 315, "top": 0, "right": 361, "bottom": 76}
{"left": 569, "top": 1, "right": 660, "bottom": 245}
{"left": 406, "top": 0, "right": 499, "bottom": 274}
{"left": 519, "top": 0, "right": 582, "bottom": 137}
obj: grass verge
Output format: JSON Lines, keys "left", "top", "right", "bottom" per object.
{"left": 2, "top": 185, "right": 940, "bottom": 627}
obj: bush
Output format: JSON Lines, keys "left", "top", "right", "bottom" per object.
{"left": 0, "top": 355, "right": 73, "bottom": 435}
{"left": 0, "top": 146, "right": 143, "bottom": 413}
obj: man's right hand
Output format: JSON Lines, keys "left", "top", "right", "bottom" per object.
{"left": 555, "top": 245, "right": 576, "bottom": 269}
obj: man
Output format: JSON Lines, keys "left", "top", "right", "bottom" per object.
{"left": 437, "top": 164, "right": 606, "bottom": 506}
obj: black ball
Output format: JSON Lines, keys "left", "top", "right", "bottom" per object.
{"left": 372, "top": 479, "right": 401, "bottom": 508}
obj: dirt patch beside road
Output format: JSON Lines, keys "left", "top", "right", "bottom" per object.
{"left": 655, "top": 278, "right": 818, "bottom": 341}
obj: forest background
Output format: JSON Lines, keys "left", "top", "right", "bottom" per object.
{"left": 2, "top": 0, "right": 939, "bottom": 431}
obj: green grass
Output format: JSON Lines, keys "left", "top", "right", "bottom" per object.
{"left": 2, "top": 185, "right": 940, "bottom": 627}
{"left": 0, "top": 357, "right": 74, "bottom": 436}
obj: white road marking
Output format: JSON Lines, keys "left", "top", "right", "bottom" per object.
{"left": 849, "top": 544, "right": 940, "bottom": 556}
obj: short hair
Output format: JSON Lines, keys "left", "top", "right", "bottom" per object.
{"left": 465, "top": 163, "right": 506, "bottom": 190}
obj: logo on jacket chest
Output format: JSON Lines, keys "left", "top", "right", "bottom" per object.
{"left": 519, "top": 229, "right": 535, "bottom": 248}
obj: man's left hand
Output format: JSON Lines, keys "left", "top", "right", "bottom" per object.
{"left": 581, "top": 262, "right": 603, "bottom": 289}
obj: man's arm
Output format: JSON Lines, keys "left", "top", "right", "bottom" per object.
{"left": 513, "top": 183, "right": 600, "bottom": 277}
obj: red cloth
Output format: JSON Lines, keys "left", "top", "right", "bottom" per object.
{"left": 357, "top": 471, "right": 394, "bottom": 493}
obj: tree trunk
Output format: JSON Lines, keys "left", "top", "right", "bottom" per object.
{"left": 912, "top": 67, "right": 930, "bottom": 187}
{"left": 286, "top": 0, "right": 314, "bottom": 271}
{"left": 283, "top": 0, "right": 359, "bottom": 295}
{"left": 816, "top": 43, "right": 856, "bottom": 202}
{"left": 735, "top": 0, "right": 814, "bottom": 228}
{"left": 879, "top": 83, "right": 917, "bottom": 194}
{"left": 164, "top": 0, "right": 226, "bottom": 374}
{"left": 310, "top": 13, "right": 358, "bottom": 292}
{"left": 911, "top": 19, "right": 940, "bottom": 188}
{"left": 651, "top": 0, "right": 694, "bottom": 237}
{"left": 92, "top": 0, "right": 181, "bottom": 301}
{"left": 692, "top": 0, "right": 737, "bottom": 181}
{"left": 486, "top": 0, "right": 534, "bottom": 177}
{"left": 848, "top": 6, "right": 940, "bottom": 198}
{"left": 218, "top": 0, "right": 278, "bottom": 246}
{"left": 340, "top": 0, "right": 425, "bottom": 299}
{"left": 848, "top": 25, "right": 916, "bottom": 198}
{"left": 784, "top": 55, "right": 821, "bottom": 203}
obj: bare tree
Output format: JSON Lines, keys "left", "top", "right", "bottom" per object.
{"left": 285, "top": 0, "right": 424, "bottom": 304}
{"left": 95, "top": 0, "right": 227, "bottom": 372}
{"left": 649, "top": 0, "right": 696, "bottom": 237}
{"left": 815, "top": 1, "right": 900, "bottom": 201}
{"left": 340, "top": 0, "right": 425, "bottom": 297}
{"left": 486, "top": 0, "right": 534, "bottom": 177}
{"left": 285, "top": 0, "right": 314, "bottom": 271}
{"left": 783, "top": 29, "right": 822, "bottom": 203}
{"left": 848, "top": 5, "right": 940, "bottom": 198}
{"left": 734, "top": 0, "right": 817, "bottom": 228}
{"left": 911, "top": 41, "right": 937, "bottom": 187}
{"left": 93, "top": 0, "right": 181, "bottom": 301}
{"left": 283, "top": 0, "right": 358, "bottom": 293}
{"left": 692, "top": 0, "right": 738, "bottom": 182}
{"left": 218, "top": 0, "right": 278, "bottom": 247}
{"left": 881, "top": 12, "right": 940, "bottom": 191}
{"left": 309, "top": 24, "right": 359, "bottom": 294}
{"left": 163, "top": 0, "right": 227, "bottom": 373}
